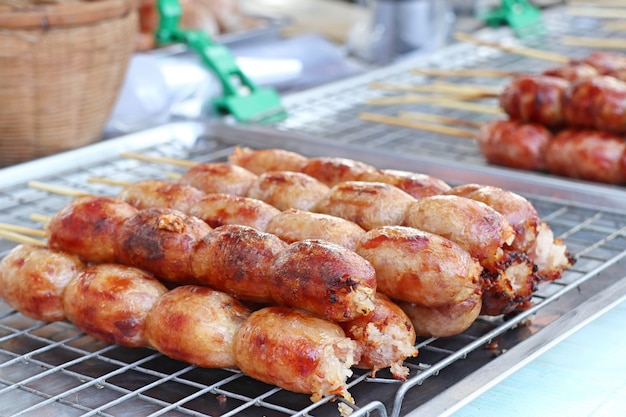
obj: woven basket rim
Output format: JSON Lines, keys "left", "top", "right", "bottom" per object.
{"left": 0, "top": 0, "right": 138, "bottom": 29}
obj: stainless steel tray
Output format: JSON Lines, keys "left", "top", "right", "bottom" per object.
{"left": 2, "top": 121, "right": 626, "bottom": 417}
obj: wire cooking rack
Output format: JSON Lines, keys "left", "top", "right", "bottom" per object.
{"left": 1, "top": 122, "right": 626, "bottom": 417}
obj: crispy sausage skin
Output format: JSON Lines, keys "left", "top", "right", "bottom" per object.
{"left": 340, "top": 293, "right": 418, "bottom": 380}
{"left": 232, "top": 306, "right": 360, "bottom": 403}
{"left": 117, "top": 180, "right": 205, "bottom": 214}
{"left": 144, "top": 285, "right": 251, "bottom": 368}
{"left": 0, "top": 244, "right": 85, "bottom": 322}
{"left": 499, "top": 75, "right": 569, "bottom": 128}
{"left": 477, "top": 119, "right": 552, "bottom": 172}
{"left": 446, "top": 184, "right": 541, "bottom": 253}
{"left": 270, "top": 239, "right": 377, "bottom": 322}
{"left": 228, "top": 146, "right": 308, "bottom": 175}
{"left": 300, "top": 156, "right": 379, "bottom": 187}
{"left": 265, "top": 208, "right": 366, "bottom": 251}
{"left": 396, "top": 292, "right": 482, "bottom": 338}
{"left": 403, "top": 195, "right": 515, "bottom": 271}
{"left": 115, "top": 208, "right": 212, "bottom": 284}
{"left": 360, "top": 169, "right": 451, "bottom": 199}
{"left": 47, "top": 195, "right": 138, "bottom": 263}
{"left": 190, "top": 224, "right": 288, "bottom": 303}
{"left": 179, "top": 162, "right": 258, "bottom": 196}
{"left": 63, "top": 264, "right": 168, "bottom": 347}
{"left": 563, "top": 76, "right": 626, "bottom": 134}
{"left": 246, "top": 171, "right": 330, "bottom": 211}
{"left": 355, "top": 226, "right": 482, "bottom": 307}
{"left": 187, "top": 193, "right": 281, "bottom": 231}
{"left": 314, "top": 181, "right": 415, "bottom": 231}
{"left": 545, "top": 129, "right": 626, "bottom": 184}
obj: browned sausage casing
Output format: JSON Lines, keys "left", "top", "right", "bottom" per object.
{"left": 48, "top": 195, "right": 138, "bottom": 263}
{"left": 264, "top": 208, "right": 366, "bottom": 251}
{"left": 228, "top": 146, "right": 308, "bottom": 175}
{"left": 144, "top": 285, "right": 251, "bottom": 368}
{"left": 340, "top": 293, "right": 418, "bottom": 380}
{"left": 63, "top": 264, "right": 168, "bottom": 347}
{"left": 446, "top": 184, "right": 541, "bottom": 253}
{"left": 563, "top": 76, "right": 626, "bottom": 134}
{"left": 403, "top": 195, "right": 515, "bottom": 271}
{"left": 190, "top": 224, "right": 287, "bottom": 303}
{"left": 315, "top": 181, "right": 415, "bottom": 231}
{"left": 270, "top": 239, "right": 377, "bottom": 322}
{"left": 187, "top": 193, "right": 281, "bottom": 231}
{"left": 0, "top": 244, "right": 85, "bottom": 322}
{"left": 117, "top": 179, "right": 205, "bottom": 213}
{"left": 300, "top": 156, "right": 379, "bottom": 186}
{"left": 499, "top": 75, "right": 569, "bottom": 128}
{"left": 360, "top": 169, "right": 451, "bottom": 199}
{"left": 545, "top": 129, "right": 626, "bottom": 184}
{"left": 396, "top": 292, "right": 482, "bottom": 338}
{"left": 115, "top": 208, "right": 212, "bottom": 284}
{"left": 246, "top": 171, "right": 330, "bottom": 211}
{"left": 179, "top": 162, "right": 258, "bottom": 196}
{"left": 477, "top": 120, "right": 552, "bottom": 172}
{"left": 232, "top": 306, "right": 360, "bottom": 403}
{"left": 355, "top": 226, "right": 482, "bottom": 307}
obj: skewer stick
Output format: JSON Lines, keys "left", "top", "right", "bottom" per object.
{"left": 0, "top": 229, "right": 47, "bottom": 246}
{"left": 88, "top": 177, "right": 132, "bottom": 187}
{"left": 397, "top": 111, "right": 483, "bottom": 129}
{"left": 0, "top": 223, "right": 47, "bottom": 237}
{"left": 560, "top": 36, "right": 626, "bottom": 50}
{"left": 604, "top": 20, "right": 626, "bottom": 30}
{"left": 412, "top": 68, "right": 520, "bottom": 78}
{"left": 28, "top": 181, "right": 92, "bottom": 198}
{"left": 30, "top": 214, "right": 52, "bottom": 224}
{"left": 367, "top": 92, "right": 491, "bottom": 105}
{"left": 454, "top": 32, "right": 571, "bottom": 64}
{"left": 369, "top": 81, "right": 501, "bottom": 96}
{"left": 567, "top": 6, "right": 626, "bottom": 18}
{"left": 359, "top": 112, "right": 478, "bottom": 139}
{"left": 121, "top": 152, "right": 198, "bottom": 168}
{"left": 367, "top": 95, "right": 504, "bottom": 115}
{"left": 167, "top": 172, "right": 183, "bottom": 180}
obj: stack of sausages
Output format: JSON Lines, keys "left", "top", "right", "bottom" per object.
{"left": 476, "top": 50, "right": 626, "bottom": 184}
{"left": 0, "top": 148, "right": 576, "bottom": 408}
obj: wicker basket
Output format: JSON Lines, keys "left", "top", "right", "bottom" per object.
{"left": 0, "top": 0, "right": 138, "bottom": 167}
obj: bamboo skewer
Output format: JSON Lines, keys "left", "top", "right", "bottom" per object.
{"left": 358, "top": 112, "right": 478, "bottom": 139}
{"left": 567, "top": 6, "right": 626, "bottom": 18}
{"left": 454, "top": 32, "right": 571, "bottom": 64}
{"left": 0, "top": 223, "right": 47, "bottom": 237}
{"left": 0, "top": 229, "right": 46, "bottom": 246}
{"left": 30, "top": 214, "right": 52, "bottom": 224}
{"left": 560, "top": 36, "right": 626, "bottom": 50}
{"left": 28, "top": 181, "right": 92, "bottom": 198}
{"left": 369, "top": 81, "right": 502, "bottom": 96}
{"left": 367, "top": 95, "right": 504, "bottom": 115}
{"left": 412, "top": 68, "right": 520, "bottom": 78}
{"left": 604, "top": 20, "right": 626, "bottom": 30}
{"left": 120, "top": 152, "right": 197, "bottom": 168}
{"left": 88, "top": 177, "right": 133, "bottom": 187}
{"left": 397, "top": 111, "right": 483, "bottom": 129}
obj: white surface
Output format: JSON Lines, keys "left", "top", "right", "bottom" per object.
{"left": 450, "top": 297, "right": 626, "bottom": 417}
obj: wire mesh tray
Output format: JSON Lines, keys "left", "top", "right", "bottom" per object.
{"left": 2, "top": 121, "right": 626, "bottom": 417}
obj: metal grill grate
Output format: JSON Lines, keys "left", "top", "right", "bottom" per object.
{"left": 2, "top": 122, "right": 626, "bottom": 417}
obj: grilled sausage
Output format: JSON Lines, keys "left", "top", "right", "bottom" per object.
{"left": 232, "top": 306, "right": 360, "bottom": 403}
{"left": 63, "top": 263, "right": 167, "bottom": 347}
{"left": 179, "top": 162, "right": 258, "bottom": 196}
{"left": 246, "top": 171, "right": 330, "bottom": 211}
{"left": 228, "top": 146, "right": 308, "bottom": 175}
{"left": 0, "top": 244, "right": 85, "bottom": 322}
{"left": 144, "top": 285, "right": 251, "bottom": 368}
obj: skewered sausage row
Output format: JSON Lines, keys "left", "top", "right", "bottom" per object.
{"left": 499, "top": 74, "right": 626, "bottom": 135}
{"left": 477, "top": 119, "right": 626, "bottom": 184}
{"left": 0, "top": 244, "right": 365, "bottom": 405}
{"left": 180, "top": 152, "right": 572, "bottom": 316}
{"left": 107, "top": 176, "right": 533, "bottom": 318}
